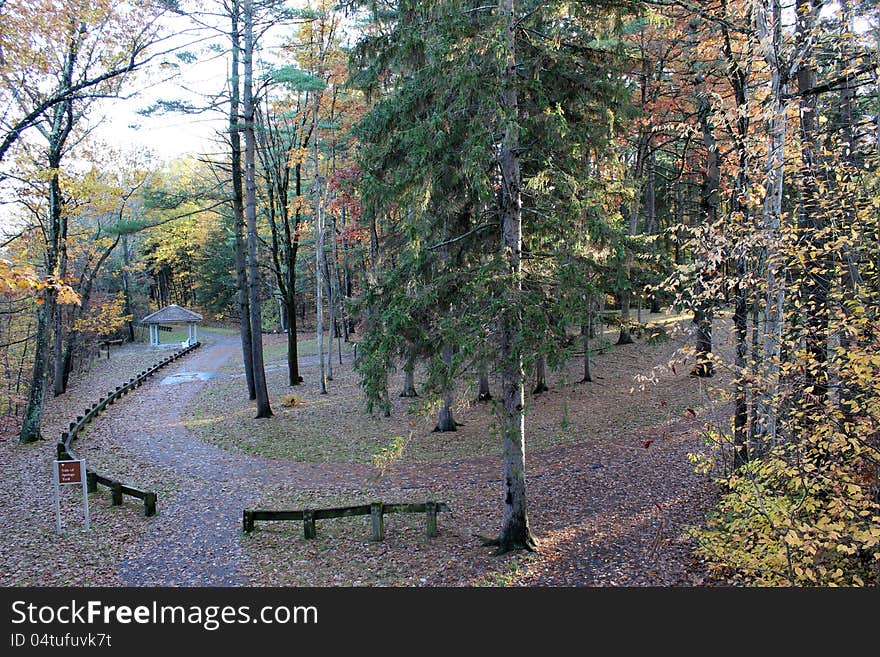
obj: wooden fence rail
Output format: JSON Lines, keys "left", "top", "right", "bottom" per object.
{"left": 243, "top": 501, "right": 449, "bottom": 541}
{"left": 55, "top": 341, "right": 201, "bottom": 517}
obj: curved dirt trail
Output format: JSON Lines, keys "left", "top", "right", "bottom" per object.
{"left": 112, "top": 335, "right": 373, "bottom": 586}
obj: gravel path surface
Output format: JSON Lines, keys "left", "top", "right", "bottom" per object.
{"left": 111, "top": 336, "right": 378, "bottom": 585}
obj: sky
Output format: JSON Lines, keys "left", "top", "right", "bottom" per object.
{"left": 92, "top": 13, "right": 232, "bottom": 165}
{"left": 95, "top": 0, "right": 315, "bottom": 165}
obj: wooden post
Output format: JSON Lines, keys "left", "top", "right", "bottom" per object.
{"left": 243, "top": 510, "right": 254, "bottom": 533}
{"left": 86, "top": 471, "right": 97, "bottom": 493}
{"left": 144, "top": 492, "right": 157, "bottom": 517}
{"left": 303, "top": 510, "right": 316, "bottom": 539}
{"left": 426, "top": 501, "right": 438, "bottom": 538}
{"left": 111, "top": 482, "right": 123, "bottom": 506}
{"left": 371, "top": 502, "right": 384, "bottom": 542}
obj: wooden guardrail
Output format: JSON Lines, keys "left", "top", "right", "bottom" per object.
{"left": 56, "top": 341, "right": 201, "bottom": 517}
{"left": 243, "top": 501, "right": 449, "bottom": 541}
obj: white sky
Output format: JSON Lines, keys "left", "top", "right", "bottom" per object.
{"left": 94, "top": 0, "right": 318, "bottom": 166}
{"left": 91, "top": 10, "right": 232, "bottom": 165}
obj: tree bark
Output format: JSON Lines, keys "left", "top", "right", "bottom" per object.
{"left": 494, "top": 0, "right": 536, "bottom": 553}
{"left": 434, "top": 345, "right": 457, "bottom": 432}
{"left": 400, "top": 350, "right": 417, "bottom": 397}
{"left": 243, "top": 0, "right": 272, "bottom": 418}
{"left": 533, "top": 356, "right": 548, "bottom": 394}
{"left": 19, "top": 28, "right": 77, "bottom": 442}
{"left": 753, "top": 0, "right": 788, "bottom": 452}
{"left": 230, "top": 0, "right": 256, "bottom": 400}
{"left": 477, "top": 360, "right": 492, "bottom": 401}
{"left": 121, "top": 234, "right": 135, "bottom": 343}
{"left": 691, "top": 91, "right": 718, "bottom": 378}
{"left": 796, "top": 0, "right": 828, "bottom": 409}
{"left": 720, "top": 5, "right": 754, "bottom": 467}
{"left": 580, "top": 320, "right": 592, "bottom": 383}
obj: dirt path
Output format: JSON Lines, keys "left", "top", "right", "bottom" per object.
{"left": 111, "top": 336, "right": 374, "bottom": 585}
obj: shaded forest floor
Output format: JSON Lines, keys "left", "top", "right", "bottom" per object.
{"left": 0, "top": 311, "right": 732, "bottom": 586}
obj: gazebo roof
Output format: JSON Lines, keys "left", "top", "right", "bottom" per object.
{"left": 141, "top": 304, "right": 203, "bottom": 324}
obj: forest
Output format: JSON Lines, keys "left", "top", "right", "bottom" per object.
{"left": 0, "top": 0, "right": 878, "bottom": 588}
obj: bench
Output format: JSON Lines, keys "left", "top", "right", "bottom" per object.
{"left": 243, "top": 501, "right": 449, "bottom": 541}
{"left": 99, "top": 338, "right": 125, "bottom": 358}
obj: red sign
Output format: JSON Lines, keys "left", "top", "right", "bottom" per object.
{"left": 58, "top": 461, "right": 82, "bottom": 484}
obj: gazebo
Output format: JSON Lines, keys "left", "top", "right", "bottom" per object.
{"left": 140, "top": 304, "right": 203, "bottom": 348}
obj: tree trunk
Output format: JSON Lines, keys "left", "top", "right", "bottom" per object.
{"left": 494, "top": 0, "right": 536, "bottom": 553}
{"left": 477, "top": 361, "right": 492, "bottom": 401}
{"left": 324, "top": 254, "right": 334, "bottom": 380}
{"left": 315, "top": 161, "right": 328, "bottom": 395}
{"left": 718, "top": 7, "right": 754, "bottom": 467}
{"left": 796, "top": 0, "right": 828, "bottom": 409}
{"left": 434, "top": 345, "right": 457, "bottom": 432}
{"left": 285, "top": 292, "right": 302, "bottom": 385}
{"left": 52, "top": 285, "right": 65, "bottom": 397}
{"left": 20, "top": 44, "right": 74, "bottom": 441}
{"left": 19, "top": 291, "right": 55, "bottom": 443}
{"left": 753, "top": 0, "right": 788, "bottom": 452}
{"left": 121, "top": 234, "right": 135, "bottom": 342}
{"left": 691, "top": 91, "right": 718, "bottom": 378}
{"left": 580, "top": 321, "right": 592, "bottom": 383}
{"left": 400, "top": 351, "right": 417, "bottom": 397}
{"left": 617, "top": 287, "right": 634, "bottom": 345}
{"left": 243, "top": 0, "right": 271, "bottom": 418}
{"left": 533, "top": 356, "right": 548, "bottom": 394}
{"left": 230, "top": 0, "right": 256, "bottom": 400}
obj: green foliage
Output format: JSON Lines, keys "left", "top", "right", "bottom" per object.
{"left": 268, "top": 65, "right": 326, "bottom": 91}
{"left": 371, "top": 433, "right": 411, "bottom": 479}
{"left": 350, "top": 0, "right": 636, "bottom": 414}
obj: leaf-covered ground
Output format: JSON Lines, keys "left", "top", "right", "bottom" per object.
{"left": 0, "top": 315, "right": 730, "bottom": 586}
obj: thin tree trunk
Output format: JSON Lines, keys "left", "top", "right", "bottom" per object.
{"left": 243, "top": 0, "right": 271, "bottom": 417}
{"left": 286, "top": 292, "right": 302, "bottom": 384}
{"left": 692, "top": 91, "right": 718, "bottom": 378}
{"left": 52, "top": 285, "right": 65, "bottom": 397}
{"left": 230, "top": 0, "right": 255, "bottom": 400}
{"left": 533, "top": 356, "right": 548, "bottom": 394}
{"left": 796, "top": 0, "right": 828, "bottom": 409}
{"left": 494, "top": 0, "right": 536, "bottom": 552}
{"left": 580, "top": 319, "right": 592, "bottom": 383}
{"left": 324, "top": 254, "right": 334, "bottom": 380}
{"left": 617, "top": 288, "right": 634, "bottom": 345}
{"left": 434, "top": 345, "right": 457, "bottom": 432}
{"left": 724, "top": 9, "right": 753, "bottom": 467}
{"left": 61, "top": 235, "right": 120, "bottom": 392}
{"left": 400, "top": 350, "right": 417, "bottom": 397}
{"left": 121, "top": 234, "right": 135, "bottom": 342}
{"left": 477, "top": 360, "right": 492, "bottom": 401}
{"left": 754, "top": 0, "right": 788, "bottom": 451}
{"left": 315, "top": 156, "right": 328, "bottom": 395}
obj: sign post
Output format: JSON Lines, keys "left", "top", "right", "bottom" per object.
{"left": 54, "top": 459, "right": 90, "bottom": 533}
